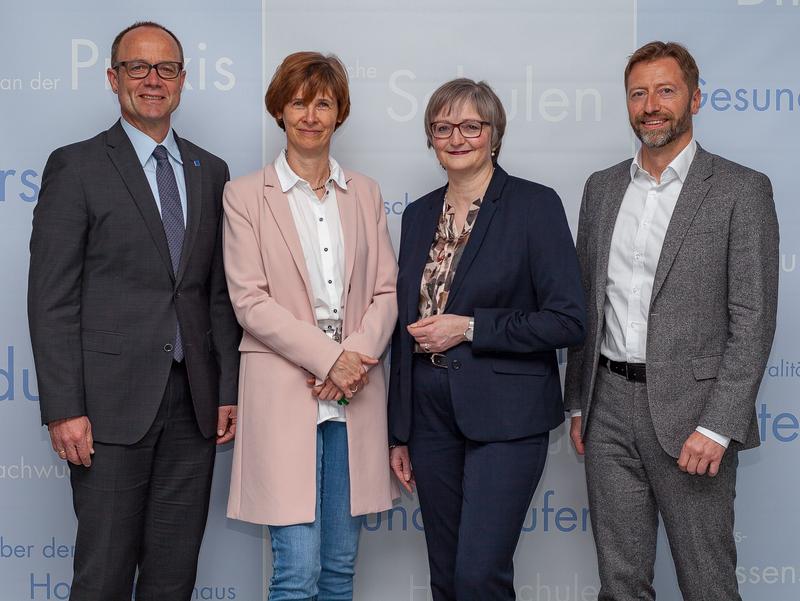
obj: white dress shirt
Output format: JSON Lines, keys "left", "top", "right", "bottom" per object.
{"left": 574, "top": 140, "right": 729, "bottom": 448}
{"left": 275, "top": 150, "right": 348, "bottom": 424}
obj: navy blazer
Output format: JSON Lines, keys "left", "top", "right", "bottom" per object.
{"left": 388, "top": 166, "right": 586, "bottom": 444}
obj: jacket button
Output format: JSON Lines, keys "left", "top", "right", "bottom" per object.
{"left": 452, "top": 360, "right": 461, "bottom": 370}
{"left": 164, "top": 343, "right": 173, "bottom": 352}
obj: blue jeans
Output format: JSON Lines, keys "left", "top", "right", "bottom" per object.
{"left": 267, "top": 421, "right": 363, "bottom": 601}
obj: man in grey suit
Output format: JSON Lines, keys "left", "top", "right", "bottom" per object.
{"left": 27, "top": 22, "right": 240, "bottom": 600}
{"left": 564, "top": 41, "right": 778, "bottom": 601}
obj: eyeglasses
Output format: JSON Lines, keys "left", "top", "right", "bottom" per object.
{"left": 430, "top": 120, "right": 490, "bottom": 139}
{"left": 113, "top": 60, "right": 184, "bottom": 80}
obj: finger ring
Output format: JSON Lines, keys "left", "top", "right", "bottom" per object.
{"left": 423, "top": 343, "right": 431, "bottom": 352}
{"left": 349, "top": 386, "right": 358, "bottom": 393}
{"left": 58, "top": 450, "right": 66, "bottom": 458}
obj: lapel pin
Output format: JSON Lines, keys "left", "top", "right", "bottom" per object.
{"left": 193, "top": 159, "right": 201, "bottom": 167}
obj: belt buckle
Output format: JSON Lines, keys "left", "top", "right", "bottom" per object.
{"left": 429, "top": 353, "right": 448, "bottom": 368}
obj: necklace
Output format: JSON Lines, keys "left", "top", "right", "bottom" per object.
{"left": 285, "top": 148, "right": 330, "bottom": 192}
{"left": 311, "top": 170, "right": 330, "bottom": 192}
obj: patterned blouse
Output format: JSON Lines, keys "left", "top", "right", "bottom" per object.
{"left": 417, "top": 195, "right": 483, "bottom": 328}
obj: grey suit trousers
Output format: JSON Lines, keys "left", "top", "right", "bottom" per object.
{"left": 585, "top": 368, "right": 741, "bottom": 601}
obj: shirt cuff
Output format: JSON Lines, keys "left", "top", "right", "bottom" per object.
{"left": 695, "top": 426, "right": 730, "bottom": 449}
{"left": 570, "top": 410, "right": 582, "bottom": 418}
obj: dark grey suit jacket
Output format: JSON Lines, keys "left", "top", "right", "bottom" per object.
{"left": 564, "top": 145, "right": 778, "bottom": 457}
{"left": 28, "top": 120, "right": 241, "bottom": 445}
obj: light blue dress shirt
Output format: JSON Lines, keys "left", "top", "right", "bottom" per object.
{"left": 120, "top": 118, "right": 188, "bottom": 225}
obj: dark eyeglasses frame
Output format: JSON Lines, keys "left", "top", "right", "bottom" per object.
{"left": 429, "top": 120, "right": 491, "bottom": 139}
{"left": 113, "top": 60, "right": 184, "bottom": 80}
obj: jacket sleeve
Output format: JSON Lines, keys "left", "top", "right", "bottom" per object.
{"left": 341, "top": 179, "right": 398, "bottom": 361}
{"left": 28, "top": 148, "right": 88, "bottom": 424}
{"left": 697, "top": 171, "right": 779, "bottom": 443}
{"left": 222, "top": 179, "right": 342, "bottom": 381}
{"left": 207, "top": 162, "right": 242, "bottom": 406}
{"left": 471, "top": 186, "right": 586, "bottom": 354}
{"left": 563, "top": 175, "right": 594, "bottom": 412}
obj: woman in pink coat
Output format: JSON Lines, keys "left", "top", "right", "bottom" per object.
{"left": 222, "top": 51, "right": 398, "bottom": 601}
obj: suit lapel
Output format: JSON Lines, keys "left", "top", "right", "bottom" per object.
{"left": 405, "top": 189, "right": 444, "bottom": 323}
{"left": 174, "top": 134, "right": 202, "bottom": 285}
{"left": 105, "top": 121, "right": 175, "bottom": 281}
{"left": 337, "top": 175, "right": 358, "bottom": 307}
{"left": 593, "top": 162, "right": 632, "bottom": 315}
{"left": 262, "top": 165, "right": 316, "bottom": 310}
{"left": 650, "top": 146, "right": 713, "bottom": 303}
{"left": 443, "top": 167, "right": 505, "bottom": 311}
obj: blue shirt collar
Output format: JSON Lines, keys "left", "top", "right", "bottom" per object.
{"left": 120, "top": 118, "right": 183, "bottom": 167}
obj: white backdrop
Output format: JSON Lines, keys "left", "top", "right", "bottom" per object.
{"left": 1, "top": 1, "right": 797, "bottom": 599}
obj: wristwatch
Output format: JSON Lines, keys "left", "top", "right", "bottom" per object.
{"left": 464, "top": 317, "right": 474, "bottom": 342}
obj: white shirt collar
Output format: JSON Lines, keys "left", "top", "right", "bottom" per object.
{"left": 120, "top": 117, "right": 183, "bottom": 168}
{"left": 630, "top": 138, "right": 697, "bottom": 184}
{"left": 274, "top": 149, "right": 347, "bottom": 194}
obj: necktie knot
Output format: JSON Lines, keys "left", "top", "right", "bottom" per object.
{"left": 153, "top": 145, "right": 169, "bottom": 163}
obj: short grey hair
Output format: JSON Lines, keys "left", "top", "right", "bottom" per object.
{"left": 423, "top": 78, "right": 506, "bottom": 162}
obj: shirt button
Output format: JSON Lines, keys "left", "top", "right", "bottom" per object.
{"left": 328, "top": 280, "right": 333, "bottom": 284}
{"left": 452, "top": 360, "right": 461, "bottom": 370}
{"left": 164, "top": 343, "right": 173, "bottom": 352}
{"left": 319, "top": 217, "right": 324, "bottom": 222}
{"left": 333, "top": 309, "right": 338, "bottom": 314}
{"left": 324, "top": 247, "right": 328, "bottom": 252}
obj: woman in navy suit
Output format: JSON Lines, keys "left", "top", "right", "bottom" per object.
{"left": 388, "top": 78, "right": 586, "bottom": 601}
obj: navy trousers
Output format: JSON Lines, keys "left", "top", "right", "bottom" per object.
{"left": 408, "top": 356, "right": 549, "bottom": 601}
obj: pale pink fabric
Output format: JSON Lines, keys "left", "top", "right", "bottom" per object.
{"left": 223, "top": 164, "right": 398, "bottom": 526}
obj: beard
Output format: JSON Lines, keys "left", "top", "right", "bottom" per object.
{"left": 631, "top": 100, "right": 693, "bottom": 148}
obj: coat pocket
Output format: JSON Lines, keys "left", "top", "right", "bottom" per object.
{"left": 491, "top": 357, "right": 547, "bottom": 376}
{"left": 691, "top": 354, "right": 723, "bottom": 380}
{"left": 81, "top": 329, "right": 123, "bottom": 355}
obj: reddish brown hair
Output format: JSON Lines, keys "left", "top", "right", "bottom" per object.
{"left": 624, "top": 41, "right": 699, "bottom": 91}
{"left": 265, "top": 51, "right": 350, "bottom": 130}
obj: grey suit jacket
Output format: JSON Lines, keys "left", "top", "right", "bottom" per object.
{"left": 28, "top": 120, "right": 241, "bottom": 445}
{"left": 564, "top": 145, "right": 778, "bottom": 457}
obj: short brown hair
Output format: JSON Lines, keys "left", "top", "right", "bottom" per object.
{"left": 265, "top": 52, "right": 350, "bottom": 130}
{"left": 624, "top": 41, "right": 699, "bottom": 92}
{"left": 111, "top": 21, "right": 184, "bottom": 65}
{"left": 423, "top": 78, "right": 506, "bottom": 162}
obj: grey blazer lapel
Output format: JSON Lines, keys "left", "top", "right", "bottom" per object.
{"left": 105, "top": 121, "right": 175, "bottom": 280}
{"left": 593, "top": 161, "right": 632, "bottom": 315}
{"left": 650, "top": 146, "right": 713, "bottom": 303}
{"left": 175, "top": 134, "right": 202, "bottom": 286}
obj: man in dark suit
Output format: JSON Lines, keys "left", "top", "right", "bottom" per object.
{"left": 27, "top": 21, "right": 241, "bottom": 600}
{"left": 565, "top": 42, "right": 778, "bottom": 601}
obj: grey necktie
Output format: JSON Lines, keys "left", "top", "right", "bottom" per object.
{"left": 152, "top": 144, "right": 185, "bottom": 362}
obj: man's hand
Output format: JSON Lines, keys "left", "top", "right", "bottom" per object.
{"left": 570, "top": 415, "right": 585, "bottom": 456}
{"left": 390, "top": 445, "right": 415, "bottom": 494}
{"left": 216, "top": 406, "right": 237, "bottom": 445}
{"left": 677, "top": 431, "right": 726, "bottom": 476}
{"left": 327, "top": 351, "right": 378, "bottom": 400}
{"left": 49, "top": 416, "right": 94, "bottom": 467}
{"left": 407, "top": 314, "right": 470, "bottom": 353}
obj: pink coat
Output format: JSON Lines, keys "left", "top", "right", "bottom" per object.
{"left": 223, "top": 164, "right": 399, "bottom": 526}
